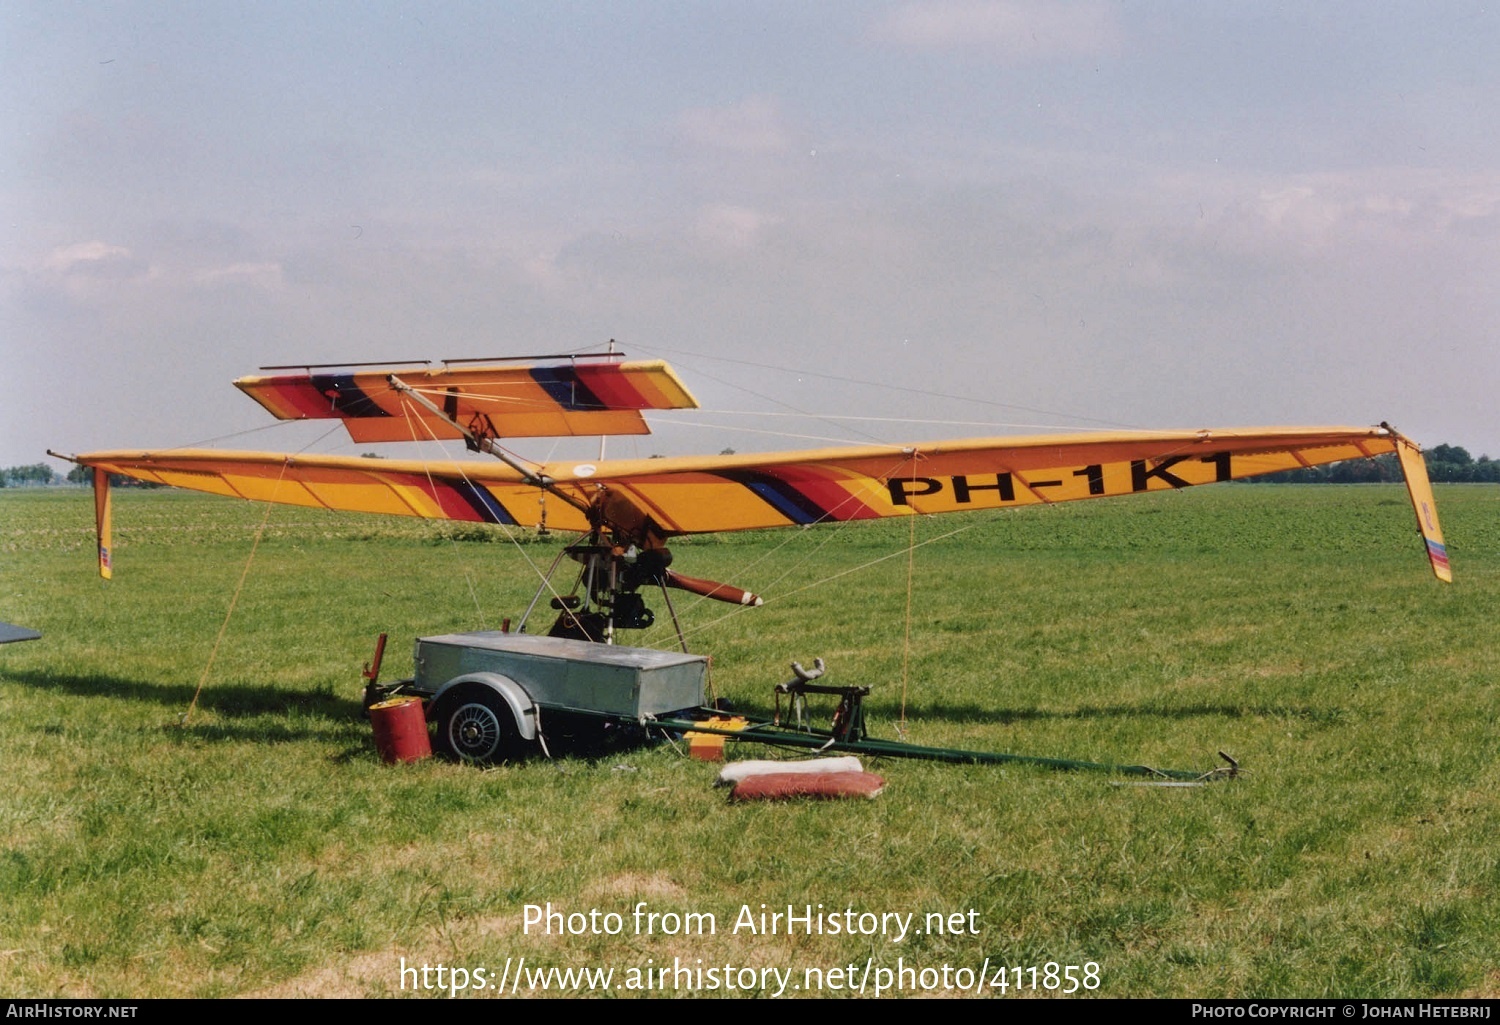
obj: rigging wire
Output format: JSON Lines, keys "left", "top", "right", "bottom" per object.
{"left": 391, "top": 393, "right": 584, "bottom": 625}
{"left": 648, "top": 419, "right": 904, "bottom": 448}
{"left": 635, "top": 450, "right": 920, "bottom": 648}
{"left": 176, "top": 421, "right": 346, "bottom": 724}
{"left": 643, "top": 343, "right": 1144, "bottom": 431}
{"left": 159, "top": 418, "right": 313, "bottom": 451}
{"left": 399, "top": 394, "right": 488, "bottom": 628}
{"left": 180, "top": 484, "right": 281, "bottom": 727}
{"left": 651, "top": 452, "right": 964, "bottom": 640}
{"left": 636, "top": 513, "right": 860, "bottom": 649}
{"left": 630, "top": 447, "right": 973, "bottom": 730}
{"left": 652, "top": 407, "right": 1128, "bottom": 434}
{"left": 900, "top": 501, "right": 916, "bottom": 738}
{"left": 656, "top": 519, "right": 980, "bottom": 649}
{"left": 656, "top": 357, "right": 890, "bottom": 445}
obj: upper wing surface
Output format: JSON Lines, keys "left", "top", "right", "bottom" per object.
{"left": 553, "top": 426, "right": 1404, "bottom": 532}
{"left": 234, "top": 359, "right": 698, "bottom": 442}
{"left": 80, "top": 426, "right": 1442, "bottom": 576}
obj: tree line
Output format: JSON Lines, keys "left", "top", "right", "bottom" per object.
{"left": 1245, "top": 444, "right": 1500, "bottom": 484}
{"left": 0, "top": 463, "right": 60, "bottom": 486}
{"left": 0, "top": 464, "right": 160, "bottom": 487}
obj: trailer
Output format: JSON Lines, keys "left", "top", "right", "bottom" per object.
{"left": 404, "top": 631, "right": 707, "bottom": 762}
{"left": 363, "top": 631, "right": 1233, "bottom": 781}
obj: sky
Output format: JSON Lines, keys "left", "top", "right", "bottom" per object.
{"left": 5, "top": 1, "right": 1498, "bottom": 472}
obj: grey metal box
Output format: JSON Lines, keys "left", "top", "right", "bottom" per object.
{"left": 413, "top": 632, "right": 707, "bottom": 718}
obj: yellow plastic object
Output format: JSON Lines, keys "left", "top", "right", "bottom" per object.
{"left": 686, "top": 716, "right": 750, "bottom": 762}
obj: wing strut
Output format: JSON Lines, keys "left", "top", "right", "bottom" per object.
{"left": 1392, "top": 428, "right": 1452, "bottom": 582}
{"left": 385, "top": 374, "right": 591, "bottom": 517}
{"left": 46, "top": 450, "right": 114, "bottom": 580}
{"left": 93, "top": 467, "right": 113, "bottom": 580}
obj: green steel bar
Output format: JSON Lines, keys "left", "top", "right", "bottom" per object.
{"left": 661, "top": 714, "right": 1228, "bottom": 781}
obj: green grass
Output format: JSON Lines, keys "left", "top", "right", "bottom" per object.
{"left": 1, "top": 484, "right": 1498, "bottom": 997}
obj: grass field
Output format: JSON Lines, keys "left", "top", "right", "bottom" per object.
{"left": 2, "top": 483, "right": 1497, "bottom": 998}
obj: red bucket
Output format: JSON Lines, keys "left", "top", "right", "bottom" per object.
{"left": 369, "top": 697, "right": 432, "bottom": 764}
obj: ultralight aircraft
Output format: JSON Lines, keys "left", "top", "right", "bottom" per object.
{"left": 52, "top": 350, "right": 1452, "bottom": 770}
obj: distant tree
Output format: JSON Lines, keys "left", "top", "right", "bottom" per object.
{"left": 720, "top": 447, "right": 736, "bottom": 455}
{"left": 1423, "top": 443, "right": 1497, "bottom": 482}
{"left": 59, "top": 464, "right": 159, "bottom": 488}
{"left": 1331, "top": 454, "right": 1401, "bottom": 483}
{"left": 1428, "top": 444, "right": 1473, "bottom": 465}
{"left": 1246, "top": 445, "right": 1499, "bottom": 484}
{"left": 2, "top": 463, "right": 56, "bottom": 486}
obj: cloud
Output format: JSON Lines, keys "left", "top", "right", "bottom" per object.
{"left": 692, "top": 204, "right": 778, "bottom": 251}
{"left": 31, "top": 240, "right": 290, "bottom": 291}
{"left": 869, "top": 0, "right": 1123, "bottom": 59}
{"left": 192, "top": 262, "right": 285, "bottom": 288}
{"left": 15, "top": 239, "right": 295, "bottom": 315}
{"left": 1183, "top": 170, "right": 1500, "bottom": 258}
{"left": 40, "top": 240, "right": 147, "bottom": 278}
{"left": 676, "top": 96, "right": 791, "bottom": 154}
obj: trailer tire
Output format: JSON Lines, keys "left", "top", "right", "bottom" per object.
{"left": 434, "top": 685, "right": 523, "bottom": 764}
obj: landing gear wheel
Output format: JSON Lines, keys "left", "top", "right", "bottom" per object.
{"left": 434, "top": 686, "right": 521, "bottom": 764}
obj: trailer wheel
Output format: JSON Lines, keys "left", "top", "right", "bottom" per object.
{"left": 434, "top": 685, "right": 521, "bottom": 764}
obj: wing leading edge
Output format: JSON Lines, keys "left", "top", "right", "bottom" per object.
{"left": 74, "top": 424, "right": 1451, "bottom": 581}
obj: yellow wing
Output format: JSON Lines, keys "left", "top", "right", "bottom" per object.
{"left": 234, "top": 359, "right": 698, "bottom": 442}
{"left": 1394, "top": 435, "right": 1452, "bottom": 582}
{"left": 75, "top": 424, "right": 1450, "bottom": 580}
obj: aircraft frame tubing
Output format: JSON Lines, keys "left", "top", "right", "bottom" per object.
{"left": 645, "top": 711, "right": 1220, "bottom": 781}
